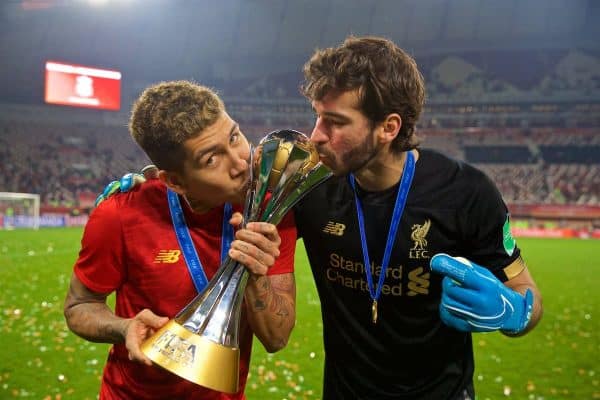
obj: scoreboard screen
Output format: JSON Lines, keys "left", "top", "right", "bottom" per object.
{"left": 44, "top": 61, "right": 121, "bottom": 111}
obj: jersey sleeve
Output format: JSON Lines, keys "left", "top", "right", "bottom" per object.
{"left": 266, "top": 211, "right": 296, "bottom": 275}
{"left": 460, "top": 166, "right": 521, "bottom": 282}
{"left": 73, "top": 197, "right": 126, "bottom": 293}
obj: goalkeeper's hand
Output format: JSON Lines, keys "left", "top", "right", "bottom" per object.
{"left": 430, "top": 253, "right": 533, "bottom": 334}
{"left": 95, "top": 165, "right": 158, "bottom": 207}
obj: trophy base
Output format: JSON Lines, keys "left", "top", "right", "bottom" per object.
{"left": 141, "top": 319, "right": 240, "bottom": 393}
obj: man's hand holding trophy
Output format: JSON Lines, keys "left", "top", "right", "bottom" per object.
{"left": 140, "top": 129, "right": 332, "bottom": 393}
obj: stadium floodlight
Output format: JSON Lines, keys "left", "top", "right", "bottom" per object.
{"left": 0, "top": 192, "right": 40, "bottom": 230}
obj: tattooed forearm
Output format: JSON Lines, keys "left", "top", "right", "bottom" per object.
{"left": 250, "top": 276, "right": 273, "bottom": 311}
{"left": 64, "top": 275, "right": 127, "bottom": 344}
{"left": 249, "top": 275, "right": 293, "bottom": 317}
{"left": 98, "top": 322, "right": 126, "bottom": 343}
{"left": 244, "top": 272, "right": 296, "bottom": 352}
{"left": 65, "top": 302, "right": 126, "bottom": 343}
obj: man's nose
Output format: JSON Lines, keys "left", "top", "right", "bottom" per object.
{"left": 230, "top": 147, "right": 249, "bottom": 176}
{"left": 310, "top": 118, "right": 328, "bottom": 144}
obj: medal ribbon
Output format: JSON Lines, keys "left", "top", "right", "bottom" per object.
{"left": 221, "top": 202, "right": 234, "bottom": 263}
{"left": 167, "top": 189, "right": 233, "bottom": 293}
{"left": 348, "top": 151, "right": 415, "bottom": 323}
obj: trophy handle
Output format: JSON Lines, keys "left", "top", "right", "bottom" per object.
{"left": 260, "top": 145, "right": 309, "bottom": 220}
{"left": 266, "top": 163, "right": 332, "bottom": 225}
{"left": 249, "top": 140, "right": 278, "bottom": 222}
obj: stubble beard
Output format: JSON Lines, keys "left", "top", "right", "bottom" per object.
{"left": 327, "top": 128, "right": 380, "bottom": 176}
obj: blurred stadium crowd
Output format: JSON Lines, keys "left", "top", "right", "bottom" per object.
{"left": 1, "top": 47, "right": 598, "bottom": 210}
{"left": 0, "top": 0, "right": 598, "bottom": 235}
{"left": 1, "top": 122, "right": 598, "bottom": 210}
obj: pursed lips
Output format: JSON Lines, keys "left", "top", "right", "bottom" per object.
{"left": 239, "top": 175, "right": 251, "bottom": 193}
{"left": 317, "top": 150, "right": 334, "bottom": 164}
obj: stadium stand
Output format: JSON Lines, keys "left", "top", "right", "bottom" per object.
{"left": 0, "top": 0, "right": 597, "bottom": 235}
{"left": 1, "top": 117, "right": 597, "bottom": 210}
{"left": 1, "top": 120, "right": 148, "bottom": 210}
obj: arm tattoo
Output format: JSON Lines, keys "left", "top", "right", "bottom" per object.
{"left": 99, "top": 324, "right": 125, "bottom": 343}
{"left": 250, "top": 274, "right": 294, "bottom": 324}
{"left": 254, "top": 299, "right": 267, "bottom": 310}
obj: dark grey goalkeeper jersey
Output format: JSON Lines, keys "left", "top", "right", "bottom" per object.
{"left": 294, "top": 148, "right": 520, "bottom": 400}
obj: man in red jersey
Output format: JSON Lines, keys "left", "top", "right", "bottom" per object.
{"left": 64, "top": 81, "right": 297, "bottom": 400}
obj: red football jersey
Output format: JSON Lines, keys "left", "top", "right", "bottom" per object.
{"left": 74, "top": 179, "right": 296, "bottom": 400}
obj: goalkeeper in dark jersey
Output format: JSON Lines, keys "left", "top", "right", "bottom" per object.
{"left": 293, "top": 35, "right": 543, "bottom": 400}
{"left": 101, "top": 36, "right": 543, "bottom": 400}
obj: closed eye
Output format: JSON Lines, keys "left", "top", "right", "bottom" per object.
{"left": 322, "top": 117, "right": 345, "bottom": 128}
{"left": 230, "top": 131, "right": 240, "bottom": 144}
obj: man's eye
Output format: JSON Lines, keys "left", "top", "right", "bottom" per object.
{"left": 206, "top": 155, "right": 216, "bottom": 166}
{"left": 230, "top": 132, "right": 239, "bottom": 144}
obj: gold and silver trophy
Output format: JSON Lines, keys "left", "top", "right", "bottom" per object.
{"left": 140, "top": 129, "right": 332, "bottom": 393}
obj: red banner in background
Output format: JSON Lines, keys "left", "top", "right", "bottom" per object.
{"left": 509, "top": 204, "right": 600, "bottom": 219}
{"left": 77, "top": 192, "right": 97, "bottom": 209}
{"left": 45, "top": 61, "right": 121, "bottom": 111}
{"left": 513, "top": 227, "right": 600, "bottom": 239}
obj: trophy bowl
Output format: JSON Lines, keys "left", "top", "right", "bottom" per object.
{"left": 140, "top": 129, "right": 332, "bottom": 393}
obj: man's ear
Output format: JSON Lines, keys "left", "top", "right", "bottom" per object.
{"left": 377, "top": 113, "right": 402, "bottom": 145}
{"left": 158, "top": 170, "right": 186, "bottom": 195}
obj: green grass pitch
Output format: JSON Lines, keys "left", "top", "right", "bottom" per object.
{"left": 0, "top": 228, "right": 598, "bottom": 399}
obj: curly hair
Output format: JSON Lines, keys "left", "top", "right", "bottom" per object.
{"left": 302, "top": 36, "right": 425, "bottom": 154}
{"left": 129, "top": 80, "right": 224, "bottom": 172}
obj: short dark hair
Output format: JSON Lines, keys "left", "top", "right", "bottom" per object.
{"left": 129, "top": 80, "right": 224, "bottom": 172}
{"left": 302, "top": 36, "right": 425, "bottom": 153}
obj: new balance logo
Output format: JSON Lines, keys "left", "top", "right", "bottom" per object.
{"left": 323, "top": 221, "right": 346, "bottom": 236}
{"left": 154, "top": 250, "right": 181, "bottom": 263}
